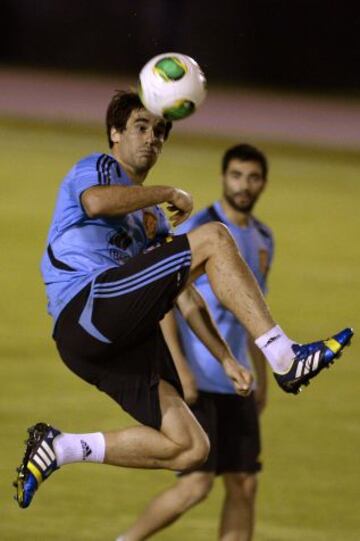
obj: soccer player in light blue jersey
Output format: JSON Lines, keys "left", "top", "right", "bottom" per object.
{"left": 117, "top": 143, "right": 273, "bottom": 541}
{"left": 14, "top": 91, "right": 352, "bottom": 515}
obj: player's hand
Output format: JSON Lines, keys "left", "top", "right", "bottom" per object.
{"left": 222, "top": 357, "right": 253, "bottom": 396}
{"left": 167, "top": 188, "right": 193, "bottom": 226}
{"left": 180, "top": 371, "right": 199, "bottom": 406}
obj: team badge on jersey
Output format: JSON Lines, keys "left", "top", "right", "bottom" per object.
{"left": 143, "top": 210, "right": 158, "bottom": 240}
{"left": 258, "top": 249, "right": 269, "bottom": 277}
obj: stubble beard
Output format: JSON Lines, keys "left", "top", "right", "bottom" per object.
{"left": 224, "top": 192, "right": 257, "bottom": 214}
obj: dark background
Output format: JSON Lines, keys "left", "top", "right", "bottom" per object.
{"left": 1, "top": 0, "right": 359, "bottom": 92}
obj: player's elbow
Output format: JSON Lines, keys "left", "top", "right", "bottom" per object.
{"left": 81, "top": 189, "right": 104, "bottom": 218}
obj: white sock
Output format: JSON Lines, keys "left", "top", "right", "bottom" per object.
{"left": 255, "top": 325, "right": 296, "bottom": 373}
{"left": 53, "top": 432, "right": 106, "bottom": 466}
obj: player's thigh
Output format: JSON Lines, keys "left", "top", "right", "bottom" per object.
{"left": 185, "top": 222, "right": 233, "bottom": 283}
{"left": 89, "top": 235, "right": 192, "bottom": 344}
{"left": 159, "top": 380, "right": 209, "bottom": 454}
{"left": 57, "top": 324, "right": 189, "bottom": 431}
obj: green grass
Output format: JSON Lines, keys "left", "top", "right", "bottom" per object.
{"left": 0, "top": 118, "right": 359, "bottom": 540}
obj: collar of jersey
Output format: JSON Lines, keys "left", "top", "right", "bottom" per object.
{"left": 214, "top": 200, "right": 253, "bottom": 232}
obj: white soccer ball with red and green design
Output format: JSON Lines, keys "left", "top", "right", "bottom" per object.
{"left": 139, "top": 53, "right": 207, "bottom": 121}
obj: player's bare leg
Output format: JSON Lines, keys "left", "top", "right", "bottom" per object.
{"left": 119, "top": 471, "right": 215, "bottom": 541}
{"left": 14, "top": 381, "right": 210, "bottom": 508}
{"left": 219, "top": 473, "right": 257, "bottom": 541}
{"left": 186, "top": 222, "right": 353, "bottom": 393}
{"left": 104, "top": 380, "right": 209, "bottom": 470}
{"left": 187, "top": 222, "right": 275, "bottom": 339}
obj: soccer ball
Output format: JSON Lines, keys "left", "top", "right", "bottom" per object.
{"left": 138, "top": 52, "right": 207, "bottom": 121}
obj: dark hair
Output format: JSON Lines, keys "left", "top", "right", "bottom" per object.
{"left": 222, "top": 143, "right": 268, "bottom": 179}
{"left": 106, "top": 90, "right": 172, "bottom": 148}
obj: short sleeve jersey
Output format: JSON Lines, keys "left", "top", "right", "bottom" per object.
{"left": 175, "top": 200, "right": 274, "bottom": 393}
{"left": 41, "top": 153, "right": 171, "bottom": 322}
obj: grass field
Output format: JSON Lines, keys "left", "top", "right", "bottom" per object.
{"left": 0, "top": 118, "right": 359, "bottom": 540}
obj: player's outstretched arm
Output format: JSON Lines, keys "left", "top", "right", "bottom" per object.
{"left": 176, "top": 285, "right": 253, "bottom": 395}
{"left": 81, "top": 185, "right": 193, "bottom": 225}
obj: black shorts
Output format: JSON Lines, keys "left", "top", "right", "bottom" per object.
{"left": 54, "top": 235, "right": 191, "bottom": 430}
{"left": 188, "top": 391, "right": 261, "bottom": 475}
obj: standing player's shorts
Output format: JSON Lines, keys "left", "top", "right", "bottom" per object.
{"left": 186, "top": 391, "right": 261, "bottom": 475}
{"left": 54, "top": 235, "right": 191, "bottom": 430}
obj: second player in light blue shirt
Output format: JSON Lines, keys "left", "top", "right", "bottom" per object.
{"left": 176, "top": 200, "right": 274, "bottom": 393}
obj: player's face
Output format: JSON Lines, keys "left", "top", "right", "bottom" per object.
{"left": 222, "top": 158, "right": 266, "bottom": 213}
{"left": 113, "top": 109, "right": 167, "bottom": 174}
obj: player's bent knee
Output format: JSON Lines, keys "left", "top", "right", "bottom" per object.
{"left": 187, "top": 222, "right": 234, "bottom": 265}
{"left": 197, "top": 221, "right": 231, "bottom": 245}
{"left": 189, "top": 439, "right": 210, "bottom": 469}
{"left": 189, "top": 222, "right": 231, "bottom": 248}
{"left": 176, "top": 433, "right": 210, "bottom": 472}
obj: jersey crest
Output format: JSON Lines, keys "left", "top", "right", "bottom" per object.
{"left": 143, "top": 210, "right": 158, "bottom": 240}
{"left": 258, "top": 248, "right": 269, "bottom": 277}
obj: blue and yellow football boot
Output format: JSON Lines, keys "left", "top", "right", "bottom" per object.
{"left": 274, "top": 327, "right": 353, "bottom": 394}
{"left": 14, "top": 422, "right": 60, "bottom": 508}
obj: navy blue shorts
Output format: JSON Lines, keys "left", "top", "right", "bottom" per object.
{"left": 187, "top": 391, "right": 262, "bottom": 475}
{"left": 54, "top": 235, "right": 191, "bottom": 430}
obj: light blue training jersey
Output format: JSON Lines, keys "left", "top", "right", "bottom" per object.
{"left": 41, "top": 152, "right": 171, "bottom": 322}
{"left": 175, "top": 200, "right": 274, "bottom": 393}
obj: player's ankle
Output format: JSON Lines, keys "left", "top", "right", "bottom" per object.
{"left": 255, "top": 325, "right": 295, "bottom": 372}
{"left": 53, "top": 432, "right": 105, "bottom": 466}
